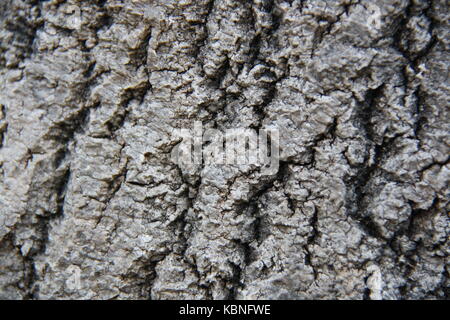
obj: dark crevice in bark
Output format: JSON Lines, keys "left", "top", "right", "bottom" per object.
{"left": 227, "top": 239, "right": 252, "bottom": 300}
{"left": 345, "top": 85, "right": 387, "bottom": 240}
{"left": 391, "top": 0, "right": 437, "bottom": 149}
{"left": 16, "top": 104, "right": 90, "bottom": 297}
{"left": 25, "top": 166, "right": 71, "bottom": 299}
{"left": 0, "top": 104, "right": 7, "bottom": 150}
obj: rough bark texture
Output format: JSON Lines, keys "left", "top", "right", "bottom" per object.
{"left": 0, "top": 0, "right": 448, "bottom": 300}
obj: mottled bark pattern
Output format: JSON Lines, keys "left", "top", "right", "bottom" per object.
{"left": 0, "top": 0, "right": 448, "bottom": 299}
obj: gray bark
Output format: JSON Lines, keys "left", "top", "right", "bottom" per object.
{"left": 0, "top": 0, "right": 448, "bottom": 300}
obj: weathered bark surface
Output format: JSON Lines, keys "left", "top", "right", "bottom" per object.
{"left": 0, "top": 0, "right": 448, "bottom": 300}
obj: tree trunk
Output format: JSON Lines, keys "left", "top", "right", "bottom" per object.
{"left": 0, "top": 0, "right": 448, "bottom": 299}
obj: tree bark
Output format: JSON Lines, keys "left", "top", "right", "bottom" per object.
{"left": 0, "top": 0, "right": 448, "bottom": 299}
